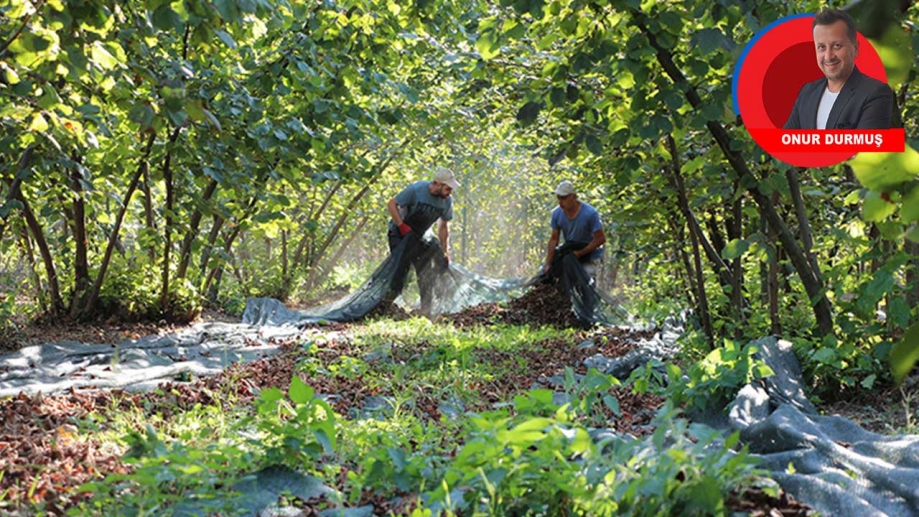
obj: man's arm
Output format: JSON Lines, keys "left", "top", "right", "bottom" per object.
{"left": 438, "top": 219, "right": 449, "bottom": 256}
{"left": 856, "top": 83, "right": 895, "bottom": 129}
{"left": 387, "top": 197, "right": 403, "bottom": 225}
{"left": 574, "top": 228, "right": 607, "bottom": 259}
{"left": 545, "top": 228, "right": 560, "bottom": 270}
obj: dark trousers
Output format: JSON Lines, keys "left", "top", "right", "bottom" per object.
{"left": 387, "top": 232, "right": 439, "bottom": 313}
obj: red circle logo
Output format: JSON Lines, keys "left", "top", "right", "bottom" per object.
{"left": 735, "top": 15, "right": 888, "bottom": 167}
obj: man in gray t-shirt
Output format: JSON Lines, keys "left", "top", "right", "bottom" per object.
{"left": 385, "top": 168, "right": 460, "bottom": 315}
{"left": 544, "top": 180, "right": 606, "bottom": 280}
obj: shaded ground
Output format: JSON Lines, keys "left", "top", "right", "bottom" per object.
{"left": 0, "top": 290, "right": 877, "bottom": 514}
{"left": 821, "top": 376, "right": 919, "bottom": 434}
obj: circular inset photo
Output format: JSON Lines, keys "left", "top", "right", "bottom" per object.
{"left": 733, "top": 12, "right": 898, "bottom": 167}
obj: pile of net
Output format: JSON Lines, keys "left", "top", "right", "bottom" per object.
{"left": 725, "top": 337, "right": 919, "bottom": 517}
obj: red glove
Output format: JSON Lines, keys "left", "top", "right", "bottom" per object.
{"left": 398, "top": 222, "right": 412, "bottom": 236}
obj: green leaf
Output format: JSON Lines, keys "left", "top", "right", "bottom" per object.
{"left": 812, "top": 348, "right": 837, "bottom": 365}
{"left": 152, "top": 4, "right": 183, "bottom": 32}
{"left": 476, "top": 28, "right": 501, "bottom": 60}
{"left": 868, "top": 24, "right": 913, "bottom": 88}
{"left": 549, "top": 87, "right": 566, "bottom": 107}
{"left": 844, "top": 190, "right": 861, "bottom": 205}
{"left": 891, "top": 321, "right": 919, "bottom": 383}
{"left": 387, "top": 447, "right": 407, "bottom": 470}
{"left": 506, "top": 418, "right": 551, "bottom": 444}
{"left": 516, "top": 101, "right": 541, "bottom": 127}
{"left": 888, "top": 295, "right": 911, "bottom": 329}
{"left": 260, "top": 387, "right": 283, "bottom": 402}
{"left": 701, "top": 102, "right": 722, "bottom": 121}
{"left": 862, "top": 191, "right": 896, "bottom": 222}
{"left": 721, "top": 238, "right": 749, "bottom": 260}
{"left": 525, "top": 388, "right": 554, "bottom": 405}
{"left": 692, "top": 28, "right": 724, "bottom": 54}
{"left": 288, "top": 375, "right": 313, "bottom": 404}
{"left": 901, "top": 184, "right": 919, "bottom": 222}
{"left": 849, "top": 147, "right": 919, "bottom": 190}
{"left": 314, "top": 428, "right": 334, "bottom": 453}
{"left": 585, "top": 134, "right": 603, "bottom": 156}
{"left": 0, "top": 63, "right": 20, "bottom": 84}
{"left": 29, "top": 113, "right": 49, "bottom": 132}
{"left": 90, "top": 42, "right": 118, "bottom": 70}
{"left": 215, "top": 30, "right": 237, "bottom": 49}
{"left": 663, "top": 91, "right": 683, "bottom": 110}
{"left": 128, "top": 103, "right": 154, "bottom": 128}
{"left": 658, "top": 12, "right": 683, "bottom": 33}
{"left": 214, "top": 0, "right": 241, "bottom": 21}
{"left": 687, "top": 477, "right": 722, "bottom": 513}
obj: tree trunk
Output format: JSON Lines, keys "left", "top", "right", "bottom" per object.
{"left": 281, "top": 229, "right": 288, "bottom": 293}
{"left": 637, "top": 13, "right": 834, "bottom": 337}
{"left": 203, "top": 223, "right": 245, "bottom": 298}
{"left": 730, "top": 182, "right": 745, "bottom": 334}
{"left": 160, "top": 127, "right": 182, "bottom": 313}
{"left": 78, "top": 133, "right": 157, "bottom": 319}
{"left": 685, "top": 203, "right": 714, "bottom": 348}
{"left": 199, "top": 214, "right": 225, "bottom": 284}
{"left": 0, "top": 146, "right": 34, "bottom": 245}
{"left": 305, "top": 142, "right": 407, "bottom": 278}
{"left": 787, "top": 168, "right": 820, "bottom": 275}
{"left": 201, "top": 195, "right": 259, "bottom": 298}
{"left": 16, "top": 193, "right": 65, "bottom": 313}
{"left": 19, "top": 226, "right": 45, "bottom": 312}
{"left": 307, "top": 215, "right": 369, "bottom": 292}
{"left": 768, "top": 195, "right": 781, "bottom": 335}
{"left": 68, "top": 156, "right": 90, "bottom": 318}
{"left": 670, "top": 216, "right": 697, "bottom": 310}
{"left": 176, "top": 178, "right": 219, "bottom": 280}
{"left": 665, "top": 135, "right": 736, "bottom": 289}
{"left": 293, "top": 179, "right": 342, "bottom": 270}
{"left": 142, "top": 155, "right": 156, "bottom": 262}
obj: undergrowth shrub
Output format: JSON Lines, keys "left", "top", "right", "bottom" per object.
{"left": 426, "top": 389, "right": 764, "bottom": 516}
{"left": 97, "top": 261, "right": 201, "bottom": 323}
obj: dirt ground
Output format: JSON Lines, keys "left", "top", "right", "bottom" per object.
{"left": 1, "top": 296, "right": 914, "bottom": 515}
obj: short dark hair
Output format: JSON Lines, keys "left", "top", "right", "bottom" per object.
{"left": 813, "top": 8, "right": 857, "bottom": 44}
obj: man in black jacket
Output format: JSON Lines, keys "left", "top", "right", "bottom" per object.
{"left": 783, "top": 8, "right": 895, "bottom": 130}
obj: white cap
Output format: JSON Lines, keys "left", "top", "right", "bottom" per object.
{"left": 433, "top": 168, "right": 460, "bottom": 189}
{"left": 554, "top": 180, "right": 576, "bottom": 196}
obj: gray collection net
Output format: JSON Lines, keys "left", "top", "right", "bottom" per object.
{"left": 728, "top": 337, "right": 919, "bottom": 517}
{"left": 243, "top": 233, "right": 631, "bottom": 328}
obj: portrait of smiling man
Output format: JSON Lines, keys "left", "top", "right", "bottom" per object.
{"left": 783, "top": 8, "right": 896, "bottom": 130}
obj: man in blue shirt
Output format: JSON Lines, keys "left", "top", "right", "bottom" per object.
{"left": 385, "top": 168, "right": 460, "bottom": 315}
{"left": 544, "top": 180, "right": 606, "bottom": 280}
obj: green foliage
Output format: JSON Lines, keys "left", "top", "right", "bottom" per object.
{"left": 426, "top": 390, "right": 763, "bottom": 516}
{"left": 892, "top": 322, "right": 919, "bottom": 384}
{"left": 0, "top": 291, "right": 19, "bottom": 345}
{"left": 97, "top": 263, "right": 161, "bottom": 321}
{"left": 97, "top": 262, "right": 201, "bottom": 323}
{"left": 605, "top": 404, "right": 765, "bottom": 517}
{"left": 675, "top": 340, "right": 775, "bottom": 414}
{"left": 250, "top": 375, "right": 336, "bottom": 470}
{"left": 75, "top": 423, "right": 245, "bottom": 516}
{"left": 791, "top": 333, "right": 889, "bottom": 397}
{"left": 562, "top": 366, "right": 622, "bottom": 427}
